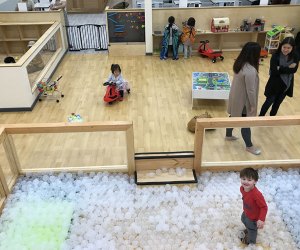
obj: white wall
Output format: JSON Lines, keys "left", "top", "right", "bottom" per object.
{"left": 0, "top": 66, "right": 36, "bottom": 108}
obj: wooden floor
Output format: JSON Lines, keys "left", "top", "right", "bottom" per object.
{"left": 1, "top": 52, "right": 300, "bottom": 171}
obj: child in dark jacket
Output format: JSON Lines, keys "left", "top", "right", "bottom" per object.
{"left": 160, "top": 16, "right": 180, "bottom": 60}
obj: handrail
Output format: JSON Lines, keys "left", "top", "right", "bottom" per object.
{"left": 4, "top": 121, "right": 133, "bottom": 134}
{"left": 193, "top": 116, "right": 300, "bottom": 173}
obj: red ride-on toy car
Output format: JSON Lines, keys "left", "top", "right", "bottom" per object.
{"left": 260, "top": 49, "right": 268, "bottom": 58}
{"left": 103, "top": 82, "right": 121, "bottom": 105}
{"left": 198, "top": 40, "right": 224, "bottom": 63}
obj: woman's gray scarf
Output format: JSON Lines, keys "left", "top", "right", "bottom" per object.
{"left": 279, "top": 53, "right": 293, "bottom": 91}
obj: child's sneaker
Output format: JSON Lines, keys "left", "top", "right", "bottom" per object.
{"left": 119, "top": 97, "right": 123, "bottom": 101}
{"left": 241, "top": 234, "right": 249, "bottom": 245}
{"left": 127, "top": 89, "right": 131, "bottom": 94}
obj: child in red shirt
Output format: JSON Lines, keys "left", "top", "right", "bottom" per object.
{"left": 240, "top": 167, "right": 268, "bottom": 245}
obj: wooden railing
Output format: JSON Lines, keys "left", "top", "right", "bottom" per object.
{"left": 0, "top": 121, "right": 134, "bottom": 211}
{"left": 194, "top": 116, "right": 300, "bottom": 173}
{"left": 1, "top": 117, "right": 300, "bottom": 212}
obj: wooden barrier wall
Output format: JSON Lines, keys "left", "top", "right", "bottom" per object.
{"left": 194, "top": 116, "right": 300, "bottom": 172}
{"left": 1, "top": 117, "right": 300, "bottom": 212}
{"left": 0, "top": 122, "right": 135, "bottom": 212}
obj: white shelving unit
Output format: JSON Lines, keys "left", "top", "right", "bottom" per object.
{"left": 264, "top": 26, "right": 284, "bottom": 53}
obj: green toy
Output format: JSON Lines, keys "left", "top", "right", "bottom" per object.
{"left": 267, "top": 26, "right": 284, "bottom": 37}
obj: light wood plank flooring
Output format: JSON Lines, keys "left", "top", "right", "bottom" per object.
{"left": 1, "top": 52, "right": 300, "bottom": 170}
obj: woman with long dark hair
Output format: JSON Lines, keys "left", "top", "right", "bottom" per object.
{"left": 226, "top": 42, "right": 261, "bottom": 155}
{"left": 259, "top": 37, "right": 299, "bottom": 116}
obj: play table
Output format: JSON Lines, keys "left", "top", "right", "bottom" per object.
{"left": 192, "top": 72, "right": 231, "bottom": 108}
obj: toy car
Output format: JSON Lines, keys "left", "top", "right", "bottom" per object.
{"left": 260, "top": 49, "right": 268, "bottom": 58}
{"left": 198, "top": 40, "right": 224, "bottom": 63}
{"left": 103, "top": 82, "right": 122, "bottom": 105}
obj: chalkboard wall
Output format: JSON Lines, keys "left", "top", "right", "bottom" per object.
{"left": 107, "top": 11, "right": 145, "bottom": 43}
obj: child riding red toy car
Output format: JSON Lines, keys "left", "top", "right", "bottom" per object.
{"left": 198, "top": 40, "right": 224, "bottom": 63}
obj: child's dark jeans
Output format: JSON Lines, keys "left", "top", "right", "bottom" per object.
{"left": 241, "top": 212, "right": 257, "bottom": 244}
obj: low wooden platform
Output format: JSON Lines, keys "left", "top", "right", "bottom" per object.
{"left": 135, "top": 168, "right": 197, "bottom": 185}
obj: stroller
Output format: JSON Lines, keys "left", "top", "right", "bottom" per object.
{"left": 103, "top": 82, "right": 122, "bottom": 104}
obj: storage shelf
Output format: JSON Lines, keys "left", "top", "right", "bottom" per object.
{"left": 153, "top": 30, "right": 267, "bottom": 51}
{"left": 0, "top": 23, "right": 51, "bottom": 55}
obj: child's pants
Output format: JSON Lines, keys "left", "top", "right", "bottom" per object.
{"left": 241, "top": 212, "right": 257, "bottom": 244}
{"left": 226, "top": 111, "right": 253, "bottom": 148}
{"left": 117, "top": 82, "right": 130, "bottom": 92}
{"left": 184, "top": 44, "right": 192, "bottom": 58}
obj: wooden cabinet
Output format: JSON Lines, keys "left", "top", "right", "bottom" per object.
{"left": 0, "top": 23, "right": 51, "bottom": 55}
{"left": 67, "top": 0, "right": 108, "bottom": 13}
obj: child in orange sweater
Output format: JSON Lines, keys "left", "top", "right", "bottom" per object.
{"left": 181, "top": 17, "right": 196, "bottom": 59}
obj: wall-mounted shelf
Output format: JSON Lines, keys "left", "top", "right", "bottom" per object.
{"left": 0, "top": 23, "right": 52, "bottom": 55}
{"left": 153, "top": 30, "right": 267, "bottom": 53}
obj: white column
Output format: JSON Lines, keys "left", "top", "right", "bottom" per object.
{"left": 179, "top": 0, "right": 188, "bottom": 7}
{"left": 259, "top": 0, "right": 269, "bottom": 5}
{"left": 132, "top": 0, "right": 137, "bottom": 8}
{"left": 145, "top": 0, "right": 153, "bottom": 54}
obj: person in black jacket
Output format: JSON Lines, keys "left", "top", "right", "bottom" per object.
{"left": 295, "top": 32, "right": 300, "bottom": 60}
{"left": 259, "top": 37, "right": 299, "bottom": 116}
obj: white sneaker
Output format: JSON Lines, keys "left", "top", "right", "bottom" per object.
{"left": 246, "top": 146, "right": 261, "bottom": 155}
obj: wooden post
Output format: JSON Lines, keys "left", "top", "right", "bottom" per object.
{"left": 125, "top": 124, "right": 135, "bottom": 176}
{"left": 3, "top": 133, "right": 21, "bottom": 176}
{"left": 0, "top": 162, "right": 9, "bottom": 196}
{"left": 0, "top": 128, "right": 10, "bottom": 195}
{"left": 0, "top": 183, "right": 6, "bottom": 213}
{"left": 2, "top": 132, "right": 20, "bottom": 192}
{"left": 193, "top": 120, "right": 204, "bottom": 174}
{"left": 0, "top": 167, "right": 6, "bottom": 199}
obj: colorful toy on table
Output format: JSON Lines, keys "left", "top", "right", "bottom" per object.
{"left": 67, "top": 113, "right": 83, "bottom": 123}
